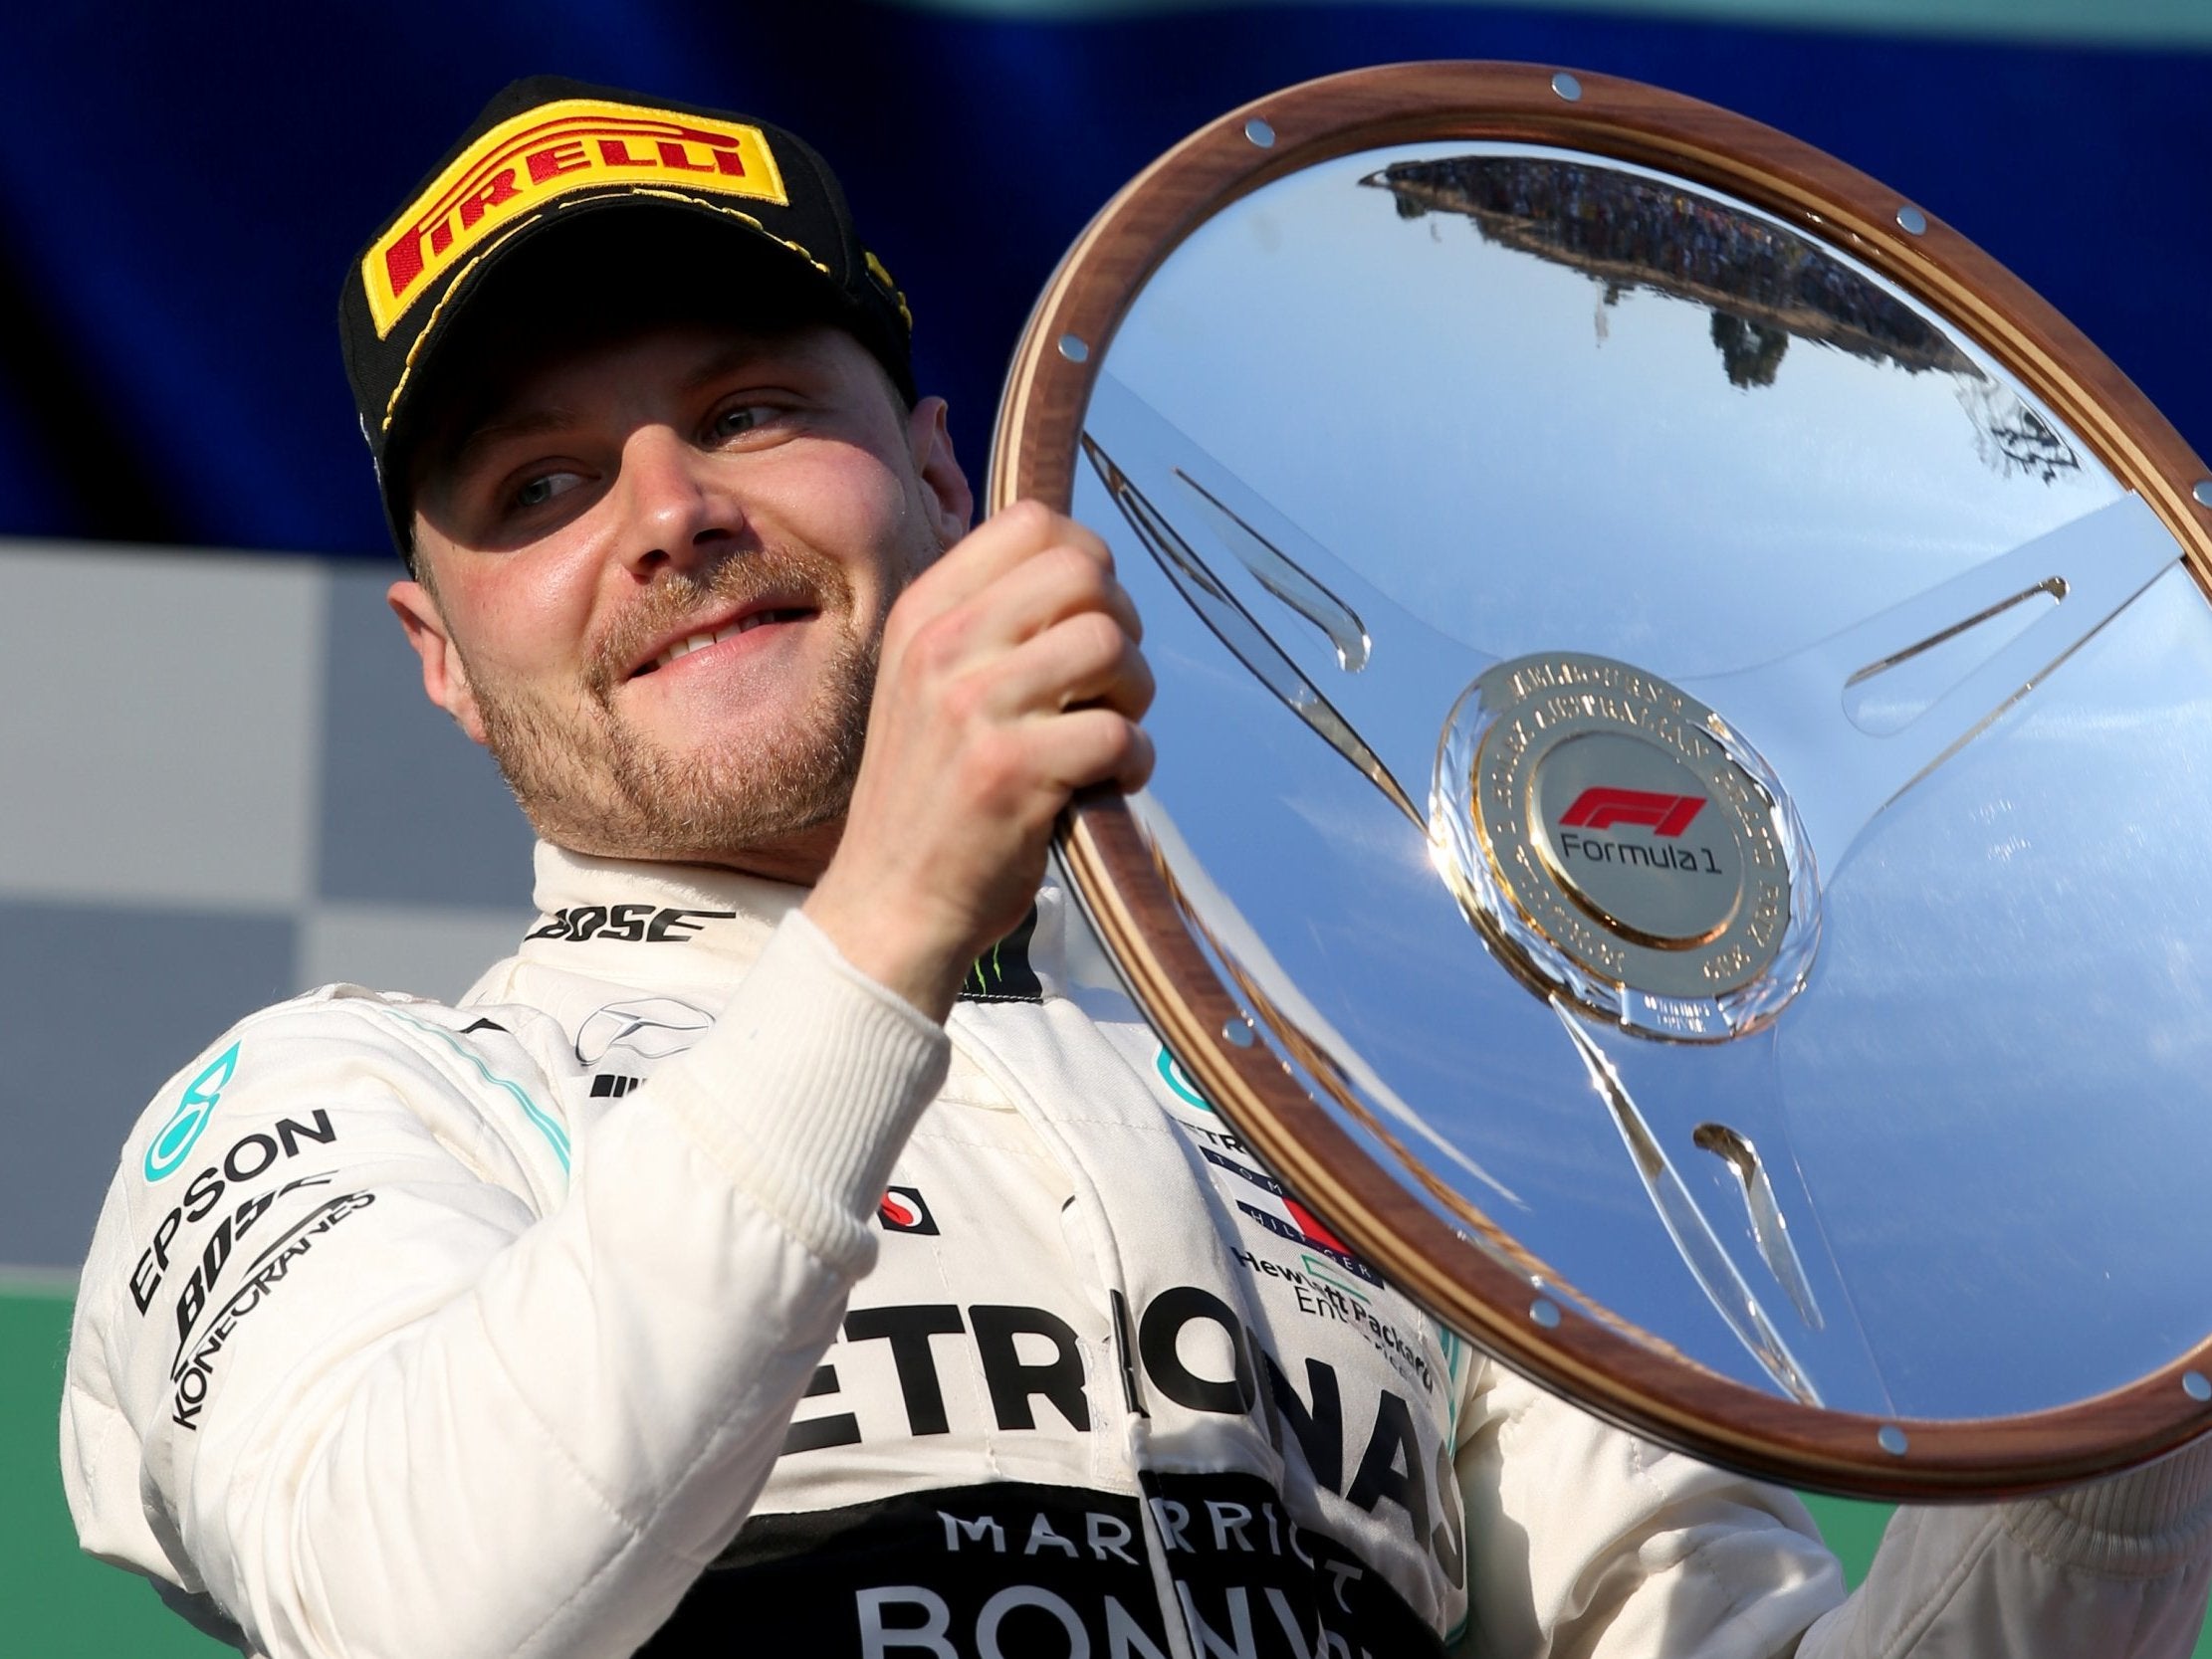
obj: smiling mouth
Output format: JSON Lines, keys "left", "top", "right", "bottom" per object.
{"left": 633, "top": 608, "right": 814, "bottom": 676}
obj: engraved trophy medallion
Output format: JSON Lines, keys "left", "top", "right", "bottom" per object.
{"left": 1437, "top": 652, "right": 1815, "bottom": 1038}
{"left": 995, "top": 63, "right": 2212, "bottom": 1496}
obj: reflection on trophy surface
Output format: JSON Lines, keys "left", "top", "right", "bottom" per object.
{"left": 1371, "top": 152, "right": 2078, "bottom": 476}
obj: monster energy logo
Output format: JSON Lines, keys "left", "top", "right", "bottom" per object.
{"left": 961, "top": 910, "right": 1043, "bottom": 1003}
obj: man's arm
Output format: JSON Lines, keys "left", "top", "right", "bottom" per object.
{"left": 1455, "top": 1361, "right": 1843, "bottom": 1658}
{"left": 1795, "top": 1456, "right": 2212, "bottom": 1659}
{"left": 1454, "top": 1359, "right": 2212, "bottom": 1657}
{"left": 64, "top": 914, "right": 946, "bottom": 1659}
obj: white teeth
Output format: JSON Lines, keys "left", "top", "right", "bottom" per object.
{"left": 649, "top": 614, "right": 785, "bottom": 672}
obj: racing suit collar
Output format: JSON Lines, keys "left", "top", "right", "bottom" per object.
{"left": 521, "top": 840, "right": 804, "bottom": 966}
{"left": 520, "top": 840, "right": 1116, "bottom": 1008}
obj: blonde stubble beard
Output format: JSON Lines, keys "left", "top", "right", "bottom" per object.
{"left": 463, "top": 539, "right": 911, "bottom": 868}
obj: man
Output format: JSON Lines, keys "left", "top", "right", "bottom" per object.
{"left": 61, "top": 77, "right": 2212, "bottom": 1659}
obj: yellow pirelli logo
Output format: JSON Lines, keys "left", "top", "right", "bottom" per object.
{"left": 362, "top": 99, "right": 790, "bottom": 337}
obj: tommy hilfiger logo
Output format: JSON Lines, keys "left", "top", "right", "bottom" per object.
{"left": 1557, "top": 786, "right": 1706, "bottom": 838}
{"left": 877, "top": 1186, "right": 939, "bottom": 1235}
{"left": 1200, "top": 1147, "right": 1385, "bottom": 1289}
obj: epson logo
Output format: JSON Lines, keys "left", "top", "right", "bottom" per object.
{"left": 129, "top": 1113, "right": 338, "bottom": 1317}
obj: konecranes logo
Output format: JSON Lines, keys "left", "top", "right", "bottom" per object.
{"left": 144, "top": 1042, "right": 241, "bottom": 1183}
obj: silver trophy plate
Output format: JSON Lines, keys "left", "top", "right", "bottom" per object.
{"left": 994, "top": 64, "right": 2212, "bottom": 1497}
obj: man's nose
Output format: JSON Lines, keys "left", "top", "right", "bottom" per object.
{"left": 614, "top": 424, "right": 742, "bottom": 573}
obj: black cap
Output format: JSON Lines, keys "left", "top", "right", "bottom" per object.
{"left": 339, "top": 76, "right": 916, "bottom": 562}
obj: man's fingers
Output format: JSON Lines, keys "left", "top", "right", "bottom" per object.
{"left": 1026, "top": 706, "right": 1155, "bottom": 798}
{"left": 910, "top": 501, "right": 1113, "bottom": 614}
{"left": 887, "top": 552, "right": 1142, "bottom": 708}
{"left": 1108, "top": 722, "right": 1156, "bottom": 794}
{"left": 883, "top": 500, "right": 1114, "bottom": 657}
{"left": 947, "top": 543, "right": 1141, "bottom": 657}
{"left": 987, "top": 613, "right": 1155, "bottom": 723}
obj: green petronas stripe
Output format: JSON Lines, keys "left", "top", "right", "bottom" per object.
{"left": 869, "top": 0, "right": 2212, "bottom": 50}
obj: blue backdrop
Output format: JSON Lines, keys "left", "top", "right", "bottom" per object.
{"left": 3, "top": 11, "right": 2208, "bottom": 1653}
{"left": 2, "top": 0, "right": 2207, "bottom": 560}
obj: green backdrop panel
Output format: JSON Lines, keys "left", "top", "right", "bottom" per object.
{"left": 2, "top": 1293, "right": 230, "bottom": 1657}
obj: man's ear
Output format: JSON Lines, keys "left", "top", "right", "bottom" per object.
{"left": 387, "top": 578, "right": 489, "bottom": 746}
{"left": 907, "top": 395, "right": 974, "bottom": 548}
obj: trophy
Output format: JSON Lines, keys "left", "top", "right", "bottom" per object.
{"left": 993, "top": 63, "right": 2212, "bottom": 1497}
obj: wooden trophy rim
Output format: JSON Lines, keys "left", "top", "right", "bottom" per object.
{"left": 988, "top": 59, "right": 2212, "bottom": 1499}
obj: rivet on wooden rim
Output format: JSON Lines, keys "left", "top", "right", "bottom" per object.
{"left": 1057, "top": 334, "right": 1089, "bottom": 363}
{"left": 1530, "top": 1297, "right": 1562, "bottom": 1329}
{"left": 2191, "top": 480, "right": 2212, "bottom": 509}
{"left": 1222, "top": 1019, "right": 1255, "bottom": 1048}
{"left": 1877, "top": 1424, "right": 1909, "bottom": 1456}
{"left": 1244, "top": 117, "right": 1275, "bottom": 148}
{"left": 1895, "top": 205, "right": 1928, "bottom": 236}
{"left": 1550, "top": 72, "right": 1582, "bottom": 102}
{"left": 2185, "top": 1370, "right": 2211, "bottom": 1402}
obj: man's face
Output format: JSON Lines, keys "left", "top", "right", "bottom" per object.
{"left": 390, "top": 319, "right": 972, "bottom": 874}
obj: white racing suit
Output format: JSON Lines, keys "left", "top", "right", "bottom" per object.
{"left": 62, "top": 845, "right": 2212, "bottom": 1658}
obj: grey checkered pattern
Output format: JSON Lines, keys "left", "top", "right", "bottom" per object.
{"left": 0, "top": 541, "right": 538, "bottom": 1272}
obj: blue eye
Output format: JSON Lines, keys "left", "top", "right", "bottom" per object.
{"left": 514, "top": 471, "right": 582, "bottom": 511}
{"left": 712, "top": 404, "right": 773, "bottom": 440}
